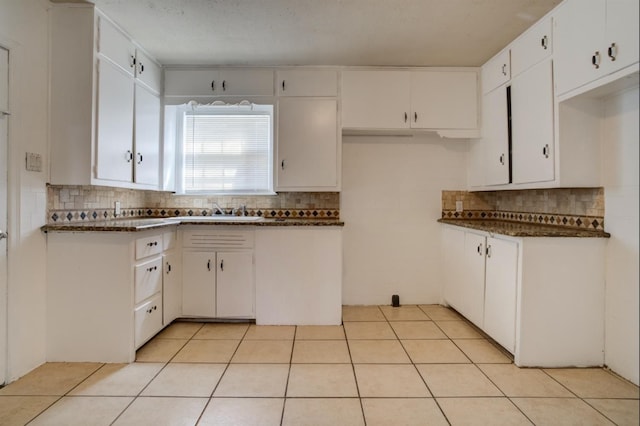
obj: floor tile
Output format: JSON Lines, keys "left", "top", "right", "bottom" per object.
{"left": 291, "top": 340, "right": 351, "bottom": 363}
{"left": 453, "top": 339, "right": 512, "bottom": 364}
{"left": 379, "top": 305, "right": 430, "bottom": 321}
{"left": 287, "top": 364, "right": 358, "bottom": 397}
{"left": 112, "top": 396, "right": 207, "bottom": 426}
{"left": 342, "top": 305, "right": 386, "bottom": 322}
{"left": 479, "top": 364, "right": 573, "bottom": 397}
{"left": 192, "top": 323, "right": 249, "bottom": 340}
{"left": 361, "top": 398, "right": 448, "bottom": 426}
{"left": 171, "top": 339, "right": 239, "bottom": 363}
{"left": 390, "top": 321, "right": 447, "bottom": 339}
{"left": 231, "top": 340, "right": 293, "bottom": 363}
{"left": 155, "top": 322, "right": 203, "bottom": 339}
{"left": 141, "top": 363, "right": 225, "bottom": 397}
{"left": 28, "top": 396, "right": 132, "bottom": 426}
{"left": 295, "top": 325, "right": 345, "bottom": 340}
{"left": 544, "top": 368, "right": 640, "bottom": 399}
{"left": 0, "top": 396, "right": 58, "bottom": 425}
{"left": 585, "top": 398, "right": 640, "bottom": 426}
{"left": 199, "top": 398, "right": 284, "bottom": 426}
{"left": 214, "top": 364, "right": 289, "bottom": 397}
{"left": 417, "top": 364, "right": 502, "bottom": 397}
{"left": 244, "top": 325, "right": 295, "bottom": 340}
{"left": 0, "top": 363, "right": 103, "bottom": 396}
{"left": 68, "top": 363, "right": 164, "bottom": 396}
{"left": 435, "top": 320, "right": 483, "bottom": 339}
{"left": 512, "top": 398, "right": 615, "bottom": 425}
{"left": 418, "top": 305, "right": 462, "bottom": 320}
{"left": 135, "top": 338, "right": 187, "bottom": 362}
{"left": 282, "top": 398, "right": 364, "bottom": 426}
{"left": 437, "top": 397, "right": 533, "bottom": 425}
{"left": 348, "top": 340, "right": 411, "bottom": 363}
{"left": 402, "top": 339, "right": 470, "bottom": 364}
{"left": 344, "top": 321, "right": 396, "bottom": 339}
{"left": 354, "top": 364, "right": 430, "bottom": 397}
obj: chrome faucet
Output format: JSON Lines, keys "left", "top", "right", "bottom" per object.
{"left": 232, "top": 204, "right": 247, "bottom": 216}
{"left": 212, "top": 203, "right": 225, "bottom": 216}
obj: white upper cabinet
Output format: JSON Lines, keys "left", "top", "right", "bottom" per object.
{"left": 97, "top": 14, "right": 136, "bottom": 76}
{"left": 511, "top": 17, "right": 552, "bottom": 77}
{"left": 480, "top": 84, "right": 510, "bottom": 186}
{"left": 277, "top": 69, "right": 338, "bottom": 96}
{"left": 164, "top": 68, "right": 274, "bottom": 97}
{"left": 554, "top": 0, "right": 639, "bottom": 96}
{"left": 342, "top": 69, "right": 479, "bottom": 135}
{"left": 134, "top": 84, "right": 161, "bottom": 186}
{"left": 135, "top": 50, "right": 162, "bottom": 94}
{"left": 481, "top": 50, "right": 510, "bottom": 94}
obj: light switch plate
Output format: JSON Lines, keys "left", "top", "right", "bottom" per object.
{"left": 25, "top": 152, "right": 42, "bottom": 172}
{"left": 455, "top": 201, "right": 463, "bottom": 212}
{"left": 114, "top": 201, "right": 121, "bottom": 217}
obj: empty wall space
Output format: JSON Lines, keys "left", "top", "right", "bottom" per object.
{"left": 341, "top": 134, "right": 468, "bottom": 305}
{"left": 602, "top": 86, "right": 639, "bottom": 385}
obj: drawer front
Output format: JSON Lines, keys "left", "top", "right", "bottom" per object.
{"left": 134, "top": 293, "right": 162, "bottom": 349}
{"left": 135, "top": 257, "right": 163, "bottom": 304}
{"left": 135, "top": 234, "right": 163, "bottom": 259}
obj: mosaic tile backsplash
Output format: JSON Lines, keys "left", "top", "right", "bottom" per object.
{"left": 47, "top": 185, "right": 340, "bottom": 223}
{"left": 442, "top": 188, "right": 606, "bottom": 231}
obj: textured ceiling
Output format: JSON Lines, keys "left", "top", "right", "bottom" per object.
{"left": 76, "top": 0, "right": 562, "bottom": 66}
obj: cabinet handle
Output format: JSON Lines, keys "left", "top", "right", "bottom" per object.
{"left": 220, "top": 259, "right": 224, "bottom": 272}
{"left": 592, "top": 51, "right": 601, "bottom": 69}
{"left": 477, "top": 243, "right": 483, "bottom": 256}
{"left": 282, "top": 80, "right": 286, "bottom": 91}
{"left": 207, "top": 259, "right": 211, "bottom": 271}
{"left": 499, "top": 153, "right": 505, "bottom": 165}
{"left": 222, "top": 80, "right": 226, "bottom": 91}
{"left": 543, "top": 144, "right": 550, "bottom": 158}
{"left": 486, "top": 244, "right": 492, "bottom": 258}
{"left": 501, "top": 63, "right": 507, "bottom": 76}
{"left": 211, "top": 80, "right": 215, "bottom": 91}
{"left": 137, "top": 153, "right": 143, "bottom": 164}
{"left": 147, "top": 241, "right": 158, "bottom": 247}
{"left": 281, "top": 159, "right": 286, "bottom": 170}
{"left": 166, "top": 262, "right": 171, "bottom": 274}
{"left": 541, "top": 35, "right": 548, "bottom": 50}
{"left": 147, "top": 266, "right": 157, "bottom": 272}
{"left": 404, "top": 112, "right": 408, "bottom": 123}
{"left": 129, "top": 55, "right": 135, "bottom": 68}
{"left": 607, "top": 42, "right": 617, "bottom": 61}
{"left": 126, "top": 150, "right": 133, "bottom": 163}
{"left": 414, "top": 112, "right": 418, "bottom": 123}
{"left": 138, "top": 62, "right": 144, "bottom": 73}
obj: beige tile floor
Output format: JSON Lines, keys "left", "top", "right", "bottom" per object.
{"left": 0, "top": 305, "right": 638, "bottom": 425}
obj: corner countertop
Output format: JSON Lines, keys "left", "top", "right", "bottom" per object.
{"left": 438, "top": 219, "right": 610, "bottom": 238}
{"left": 42, "top": 217, "right": 345, "bottom": 232}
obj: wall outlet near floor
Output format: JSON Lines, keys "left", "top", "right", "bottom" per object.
{"left": 455, "top": 201, "right": 463, "bottom": 212}
{"left": 114, "top": 201, "right": 121, "bottom": 217}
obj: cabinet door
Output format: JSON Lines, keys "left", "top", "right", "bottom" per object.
{"left": 134, "top": 84, "right": 160, "bottom": 186}
{"left": 216, "top": 252, "right": 255, "bottom": 318}
{"left": 481, "top": 85, "right": 510, "bottom": 186}
{"left": 442, "top": 227, "right": 467, "bottom": 311}
{"left": 135, "top": 50, "right": 162, "bottom": 94}
{"left": 164, "top": 69, "right": 219, "bottom": 96}
{"left": 182, "top": 252, "right": 216, "bottom": 317}
{"left": 277, "top": 69, "right": 338, "bottom": 96}
{"left": 95, "top": 58, "right": 134, "bottom": 182}
{"left": 604, "top": 0, "right": 640, "bottom": 74}
{"left": 484, "top": 237, "right": 518, "bottom": 353}
{"left": 554, "top": 0, "right": 606, "bottom": 95}
{"left": 410, "top": 71, "right": 478, "bottom": 130}
{"left": 511, "top": 59, "right": 555, "bottom": 184}
{"left": 341, "top": 70, "right": 411, "bottom": 129}
{"left": 462, "top": 232, "right": 486, "bottom": 328}
{"left": 277, "top": 98, "right": 338, "bottom": 189}
{"left": 163, "top": 252, "right": 182, "bottom": 325}
{"left": 217, "top": 69, "right": 274, "bottom": 96}
{"left": 481, "top": 50, "right": 510, "bottom": 94}
{"left": 511, "top": 17, "right": 552, "bottom": 77}
{"left": 97, "top": 14, "right": 135, "bottom": 76}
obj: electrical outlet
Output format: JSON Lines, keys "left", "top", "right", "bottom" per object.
{"left": 114, "top": 201, "right": 121, "bottom": 217}
{"left": 455, "top": 201, "right": 463, "bottom": 212}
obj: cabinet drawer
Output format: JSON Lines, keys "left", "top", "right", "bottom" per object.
{"left": 277, "top": 69, "right": 338, "bottom": 96}
{"left": 135, "top": 234, "right": 163, "bottom": 259}
{"left": 97, "top": 15, "right": 135, "bottom": 76}
{"left": 134, "top": 292, "right": 162, "bottom": 348}
{"left": 482, "top": 50, "right": 511, "bottom": 94}
{"left": 511, "top": 17, "right": 552, "bottom": 77}
{"left": 135, "top": 257, "right": 162, "bottom": 304}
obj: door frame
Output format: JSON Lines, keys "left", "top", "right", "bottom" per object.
{"left": 0, "top": 43, "right": 10, "bottom": 386}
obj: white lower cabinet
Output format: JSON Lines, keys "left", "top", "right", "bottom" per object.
{"left": 442, "top": 224, "right": 606, "bottom": 366}
{"left": 163, "top": 250, "right": 183, "bottom": 325}
{"left": 134, "top": 293, "right": 162, "bottom": 348}
{"left": 182, "top": 252, "right": 217, "bottom": 317}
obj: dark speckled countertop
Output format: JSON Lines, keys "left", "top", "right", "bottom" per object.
{"left": 438, "top": 219, "right": 610, "bottom": 238}
{"left": 42, "top": 217, "right": 344, "bottom": 232}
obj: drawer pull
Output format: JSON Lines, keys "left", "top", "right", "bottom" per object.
{"left": 541, "top": 35, "right": 548, "bottom": 50}
{"left": 146, "top": 241, "right": 158, "bottom": 247}
{"left": 607, "top": 42, "right": 617, "bottom": 61}
{"left": 592, "top": 51, "right": 601, "bottom": 69}
{"left": 147, "top": 266, "right": 157, "bottom": 272}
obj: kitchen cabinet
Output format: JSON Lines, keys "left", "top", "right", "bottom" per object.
{"left": 49, "top": 5, "right": 162, "bottom": 190}
{"left": 277, "top": 69, "right": 338, "bottom": 96}
{"left": 163, "top": 230, "right": 182, "bottom": 325}
{"left": 46, "top": 226, "right": 178, "bottom": 363}
{"left": 554, "top": 0, "right": 639, "bottom": 96}
{"left": 181, "top": 228, "right": 255, "bottom": 319}
{"left": 255, "top": 227, "right": 342, "bottom": 325}
{"left": 481, "top": 49, "right": 510, "bottom": 94}
{"left": 475, "top": 83, "right": 510, "bottom": 187}
{"left": 341, "top": 69, "right": 479, "bottom": 136}
{"left": 164, "top": 68, "right": 274, "bottom": 97}
{"left": 276, "top": 98, "right": 339, "bottom": 191}
{"left": 442, "top": 224, "right": 606, "bottom": 366}
{"left": 511, "top": 17, "right": 552, "bottom": 77}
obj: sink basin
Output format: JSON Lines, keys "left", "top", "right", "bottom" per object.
{"left": 169, "top": 216, "right": 265, "bottom": 222}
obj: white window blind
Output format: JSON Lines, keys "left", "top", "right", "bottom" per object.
{"left": 180, "top": 104, "right": 273, "bottom": 194}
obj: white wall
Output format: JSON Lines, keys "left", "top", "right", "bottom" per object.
{"left": 341, "top": 134, "right": 468, "bottom": 305}
{"left": 602, "top": 86, "right": 639, "bottom": 386}
{"left": 0, "top": 0, "right": 50, "bottom": 382}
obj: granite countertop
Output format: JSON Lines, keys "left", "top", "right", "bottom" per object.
{"left": 438, "top": 219, "right": 610, "bottom": 238}
{"left": 42, "top": 217, "right": 344, "bottom": 232}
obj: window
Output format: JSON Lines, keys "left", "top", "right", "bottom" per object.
{"left": 171, "top": 102, "right": 274, "bottom": 194}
